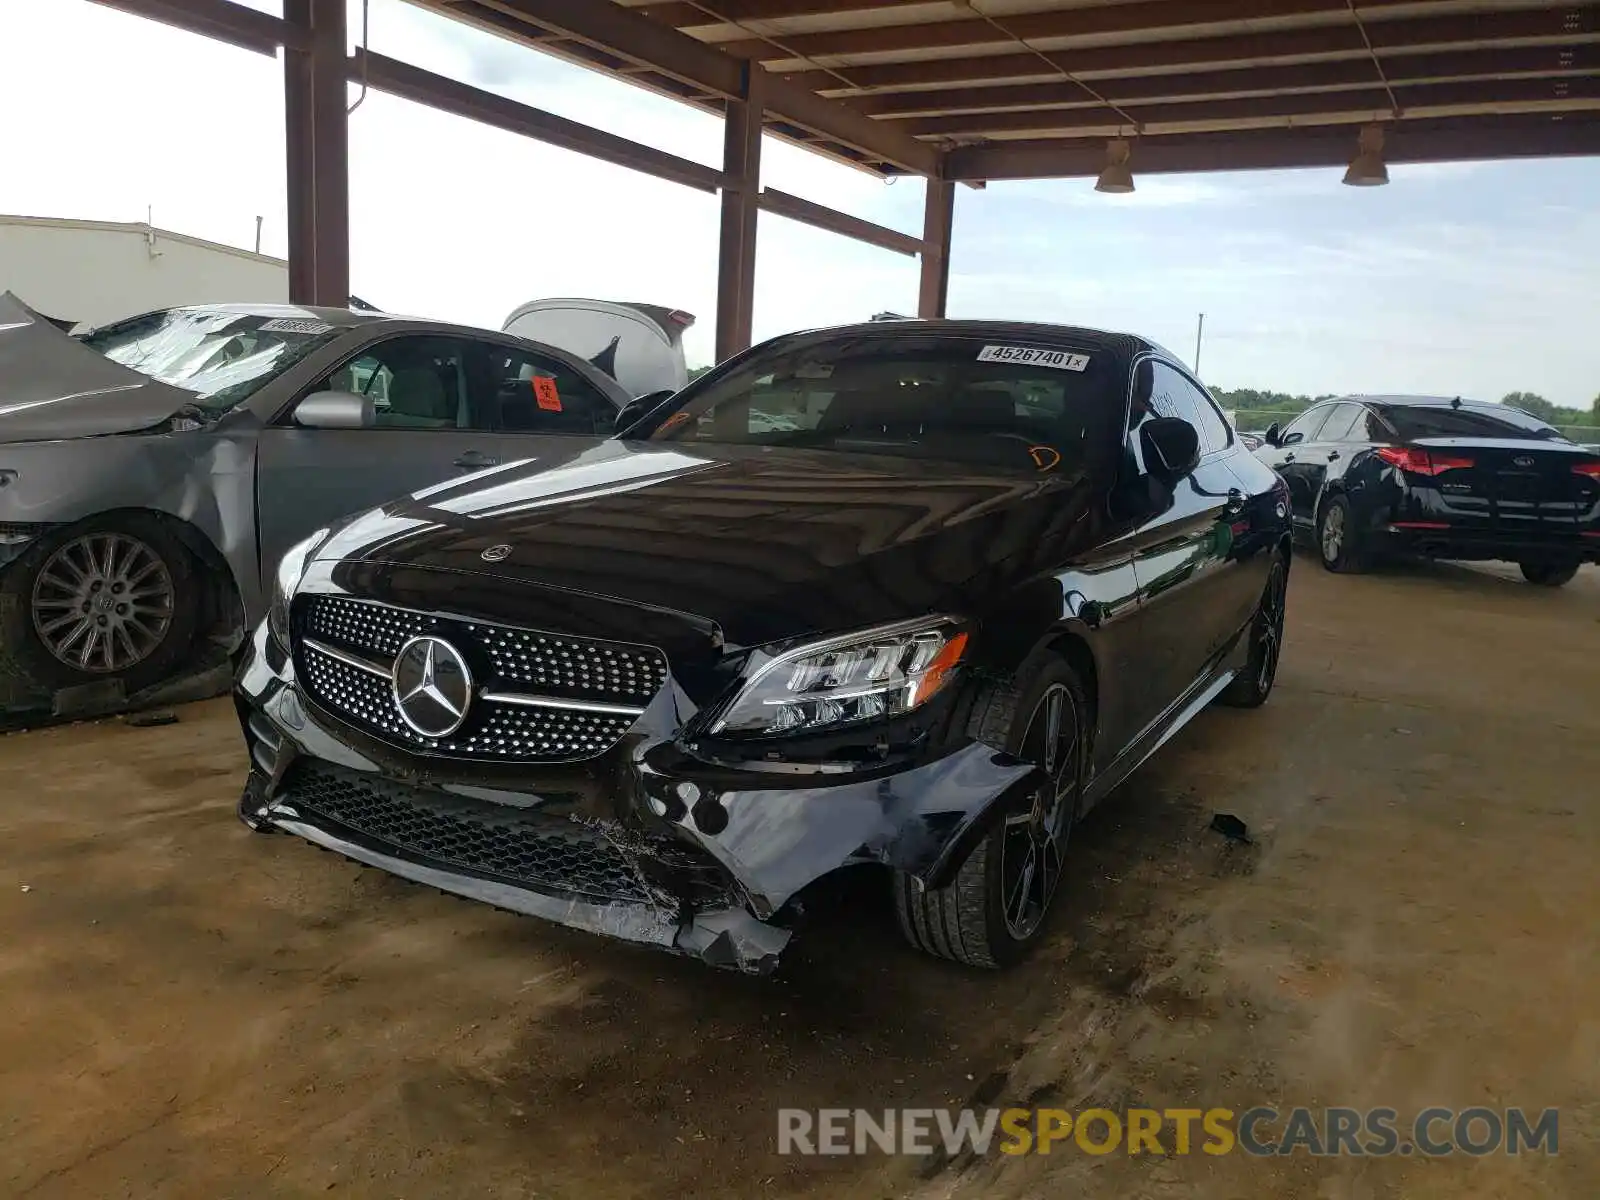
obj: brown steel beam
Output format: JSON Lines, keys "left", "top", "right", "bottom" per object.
{"left": 917, "top": 180, "right": 955, "bottom": 319}
{"left": 284, "top": 0, "right": 316, "bottom": 304}
{"left": 308, "top": 0, "right": 349, "bottom": 307}
{"left": 87, "top": 0, "right": 302, "bottom": 56}
{"left": 782, "top": 10, "right": 1600, "bottom": 92}
{"left": 425, "top": 0, "right": 937, "bottom": 175}
{"left": 635, "top": 0, "right": 929, "bottom": 25}
{"left": 717, "top": 65, "right": 765, "bottom": 361}
{"left": 944, "top": 113, "right": 1600, "bottom": 180}
{"left": 355, "top": 51, "right": 726, "bottom": 192}
{"left": 853, "top": 47, "right": 1599, "bottom": 118}
{"left": 756, "top": 189, "right": 925, "bottom": 257}
{"left": 900, "top": 77, "right": 1600, "bottom": 138}
{"left": 712, "top": 0, "right": 1472, "bottom": 60}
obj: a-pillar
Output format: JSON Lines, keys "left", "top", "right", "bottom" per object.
{"left": 917, "top": 178, "right": 955, "bottom": 319}
{"left": 715, "top": 64, "right": 765, "bottom": 362}
{"left": 283, "top": 0, "right": 349, "bottom": 306}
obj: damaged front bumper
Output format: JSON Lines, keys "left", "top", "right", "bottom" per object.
{"left": 235, "top": 622, "right": 1042, "bottom": 974}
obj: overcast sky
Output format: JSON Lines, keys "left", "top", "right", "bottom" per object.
{"left": 2, "top": 0, "right": 1596, "bottom": 407}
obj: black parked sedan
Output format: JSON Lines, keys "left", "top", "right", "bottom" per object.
{"left": 234, "top": 321, "right": 1292, "bottom": 973}
{"left": 1254, "top": 395, "right": 1600, "bottom": 585}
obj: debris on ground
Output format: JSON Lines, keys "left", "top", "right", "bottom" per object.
{"left": 124, "top": 710, "right": 180, "bottom": 728}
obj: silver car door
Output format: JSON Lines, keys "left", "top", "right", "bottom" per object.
{"left": 254, "top": 333, "right": 512, "bottom": 574}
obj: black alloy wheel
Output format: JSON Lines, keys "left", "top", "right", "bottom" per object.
{"left": 1218, "top": 550, "right": 1289, "bottom": 708}
{"left": 895, "top": 656, "right": 1086, "bottom": 969}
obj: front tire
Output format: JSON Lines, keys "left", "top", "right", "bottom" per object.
{"left": 0, "top": 515, "right": 200, "bottom": 696}
{"left": 1218, "top": 550, "right": 1289, "bottom": 709}
{"left": 894, "top": 655, "right": 1087, "bottom": 969}
{"left": 1316, "top": 495, "right": 1366, "bottom": 573}
{"left": 1519, "top": 559, "right": 1580, "bottom": 587}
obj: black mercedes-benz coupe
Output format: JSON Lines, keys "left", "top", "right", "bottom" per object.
{"left": 1254, "top": 395, "right": 1600, "bottom": 584}
{"left": 234, "top": 321, "right": 1292, "bottom": 973}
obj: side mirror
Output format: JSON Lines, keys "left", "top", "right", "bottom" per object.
{"left": 1140, "top": 416, "right": 1200, "bottom": 484}
{"left": 294, "top": 390, "right": 373, "bottom": 429}
{"left": 1262, "top": 421, "right": 1282, "bottom": 448}
{"left": 614, "top": 390, "right": 676, "bottom": 438}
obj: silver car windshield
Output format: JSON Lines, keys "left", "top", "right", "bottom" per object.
{"left": 77, "top": 308, "right": 340, "bottom": 413}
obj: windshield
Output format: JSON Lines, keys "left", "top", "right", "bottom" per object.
{"left": 1379, "top": 403, "right": 1565, "bottom": 442}
{"left": 77, "top": 308, "right": 342, "bottom": 413}
{"left": 644, "top": 334, "right": 1124, "bottom": 475}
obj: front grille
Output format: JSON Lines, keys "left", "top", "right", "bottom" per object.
{"left": 294, "top": 595, "right": 668, "bottom": 763}
{"left": 280, "top": 761, "right": 652, "bottom": 903}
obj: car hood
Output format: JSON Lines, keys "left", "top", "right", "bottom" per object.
{"left": 0, "top": 291, "right": 199, "bottom": 442}
{"left": 314, "top": 441, "right": 1101, "bottom": 649}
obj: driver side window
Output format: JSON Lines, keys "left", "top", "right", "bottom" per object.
{"left": 1280, "top": 405, "right": 1333, "bottom": 446}
{"left": 314, "top": 337, "right": 481, "bottom": 430}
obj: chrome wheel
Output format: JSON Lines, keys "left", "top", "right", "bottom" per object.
{"left": 30, "top": 533, "right": 176, "bottom": 674}
{"left": 1256, "top": 560, "right": 1288, "bottom": 691}
{"left": 998, "top": 682, "right": 1080, "bottom": 941}
{"left": 1320, "top": 502, "right": 1345, "bottom": 563}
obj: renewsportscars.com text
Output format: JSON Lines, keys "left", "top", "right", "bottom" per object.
{"left": 777, "top": 1106, "right": 1559, "bottom": 1158}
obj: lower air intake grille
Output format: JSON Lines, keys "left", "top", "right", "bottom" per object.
{"left": 281, "top": 761, "right": 651, "bottom": 903}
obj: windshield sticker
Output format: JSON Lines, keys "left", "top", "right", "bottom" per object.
{"left": 658, "top": 410, "right": 692, "bottom": 433}
{"left": 259, "top": 317, "right": 333, "bottom": 335}
{"left": 977, "top": 345, "right": 1090, "bottom": 372}
{"left": 1029, "top": 446, "right": 1062, "bottom": 471}
{"left": 533, "top": 376, "right": 563, "bottom": 412}
{"left": 794, "top": 362, "right": 835, "bottom": 379}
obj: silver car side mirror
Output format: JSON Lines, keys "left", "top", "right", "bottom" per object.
{"left": 294, "top": 390, "right": 374, "bottom": 429}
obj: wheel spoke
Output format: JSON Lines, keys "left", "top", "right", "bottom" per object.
{"left": 32, "top": 533, "right": 173, "bottom": 674}
{"left": 1005, "top": 853, "right": 1036, "bottom": 930}
{"left": 1041, "top": 688, "right": 1063, "bottom": 775}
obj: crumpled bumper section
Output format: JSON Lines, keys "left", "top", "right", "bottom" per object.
{"left": 235, "top": 623, "right": 1040, "bottom": 973}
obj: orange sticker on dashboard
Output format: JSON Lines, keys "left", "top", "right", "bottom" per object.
{"left": 1029, "top": 445, "right": 1062, "bottom": 471}
{"left": 659, "top": 411, "right": 691, "bottom": 432}
{"left": 533, "top": 376, "right": 562, "bottom": 412}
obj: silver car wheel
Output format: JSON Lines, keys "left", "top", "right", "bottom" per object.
{"left": 1320, "top": 503, "right": 1345, "bottom": 562}
{"left": 31, "top": 532, "right": 176, "bottom": 674}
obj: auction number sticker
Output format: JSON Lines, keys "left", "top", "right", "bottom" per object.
{"left": 259, "top": 317, "right": 332, "bottom": 335}
{"left": 976, "top": 345, "right": 1090, "bottom": 372}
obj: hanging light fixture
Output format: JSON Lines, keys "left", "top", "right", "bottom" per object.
{"left": 1342, "top": 123, "right": 1390, "bottom": 186}
{"left": 1095, "top": 138, "right": 1135, "bottom": 193}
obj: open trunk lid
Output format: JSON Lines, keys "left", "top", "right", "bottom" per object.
{"left": 502, "top": 298, "right": 694, "bottom": 399}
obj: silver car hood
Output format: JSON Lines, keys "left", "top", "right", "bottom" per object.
{"left": 0, "top": 291, "right": 199, "bottom": 443}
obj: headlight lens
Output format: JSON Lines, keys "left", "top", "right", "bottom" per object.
{"left": 711, "top": 615, "right": 969, "bottom": 737}
{"left": 266, "top": 527, "right": 330, "bottom": 647}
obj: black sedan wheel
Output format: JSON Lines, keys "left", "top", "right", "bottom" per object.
{"left": 0, "top": 516, "right": 201, "bottom": 695}
{"left": 1218, "top": 550, "right": 1289, "bottom": 708}
{"left": 894, "top": 656, "right": 1086, "bottom": 969}
{"left": 1519, "top": 560, "right": 1580, "bottom": 588}
{"left": 1316, "top": 495, "right": 1367, "bottom": 573}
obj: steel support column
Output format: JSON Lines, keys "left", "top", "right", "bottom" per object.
{"left": 917, "top": 178, "right": 955, "bottom": 319}
{"left": 283, "top": 0, "right": 348, "bottom": 306}
{"left": 716, "top": 65, "right": 765, "bottom": 362}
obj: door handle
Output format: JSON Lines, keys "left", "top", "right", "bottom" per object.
{"left": 1282, "top": 453, "right": 1296, "bottom": 463}
{"left": 453, "top": 450, "right": 499, "bottom": 470}
{"left": 1326, "top": 450, "right": 1341, "bottom": 461}
{"left": 1223, "top": 487, "right": 1246, "bottom": 517}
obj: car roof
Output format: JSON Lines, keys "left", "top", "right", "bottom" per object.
{"left": 156, "top": 302, "right": 396, "bottom": 329}
{"left": 1339, "top": 394, "right": 1496, "bottom": 409}
{"left": 772, "top": 318, "right": 1166, "bottom": 360}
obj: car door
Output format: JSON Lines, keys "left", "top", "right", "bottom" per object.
{"left": 1291, "top": 401, "right": 1365, "bottom": 522}
{"left": 1258, "top": 403, "right": 1337, "bottom": 528}
{"left": 1123, "top": 358, "right": 1258, "bottom": 734}
{"left": 254, "top": 333, "right": 517, "bottom": 573}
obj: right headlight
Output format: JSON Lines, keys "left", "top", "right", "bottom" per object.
{"left": 266, "top": 527, "right": 330, "bottom": 648}
{"left": 710, "top": 615, "right": 969, "bottom": 737}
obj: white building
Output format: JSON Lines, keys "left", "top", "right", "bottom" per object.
{"left": 0, "top": 214, "right": 288, "bottom": 329}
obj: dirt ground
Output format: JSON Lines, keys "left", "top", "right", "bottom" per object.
{"left": 0, "top": 558, "right": 1595, "bottom": 1200}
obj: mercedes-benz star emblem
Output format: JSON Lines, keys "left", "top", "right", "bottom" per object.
{"left": 391, "top": 636, "right": 474, "bottom": 738}
{"left": 480, "top": 544, "right": 513, "bottom": 563}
